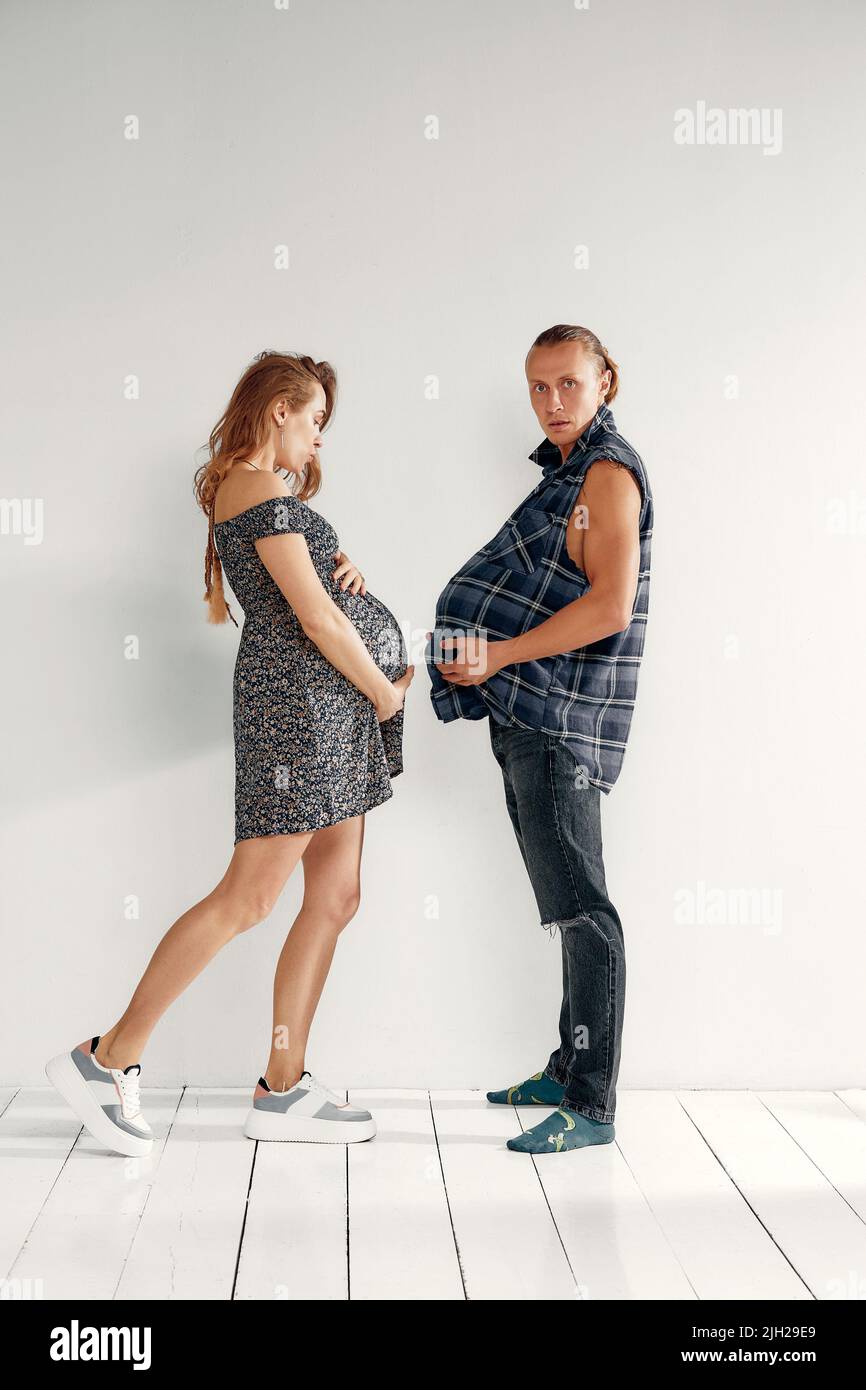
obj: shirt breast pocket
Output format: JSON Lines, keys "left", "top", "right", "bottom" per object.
{"left": 479, "top": 507, "right": 556, "bottom": 576}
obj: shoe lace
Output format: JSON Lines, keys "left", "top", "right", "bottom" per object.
{"left": 302, "top": 1071, "right": 346, "bottom": 1106}
{"left": 113, "top": 1064, "right": 142, "bottom": 1116}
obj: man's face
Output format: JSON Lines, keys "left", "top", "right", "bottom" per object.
{"left": 525, "top": 344, "right": 610, "bottom": 452}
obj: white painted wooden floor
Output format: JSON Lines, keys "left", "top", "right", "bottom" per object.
{"left": 2, "top": 1087, "right": 866, "bottom": 1301}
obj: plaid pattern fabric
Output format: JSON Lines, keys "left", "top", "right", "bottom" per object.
{"left": 426, "top": 403, "right": 653, "bottom": 793}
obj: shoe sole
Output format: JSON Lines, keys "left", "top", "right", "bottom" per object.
{"left": 45, "top": 1051, "right": 153, "bottom": 1158}
{"left": 243, "top": 1109, "right": 377, "bottom": 1144}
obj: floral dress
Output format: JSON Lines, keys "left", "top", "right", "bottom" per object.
{"left": 213, "top": 494, "right": 407, "bottom": 841}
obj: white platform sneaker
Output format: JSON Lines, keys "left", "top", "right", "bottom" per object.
{"left": 243, "top": 1069, "right": 376, "bottom": 1144}
{"left": 45, "top": 1035, "right": 153, "bottom": 1158}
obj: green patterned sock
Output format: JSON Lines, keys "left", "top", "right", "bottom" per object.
{"left": 487, "top": 1070, "right": 565, "bottom": 1106}
{"left": 506, "top": 1108, "right": 615, "bottom": 1153}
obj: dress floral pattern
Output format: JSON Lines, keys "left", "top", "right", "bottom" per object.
{"left": 213, "top": 494, "right": 407, "bottom": 841}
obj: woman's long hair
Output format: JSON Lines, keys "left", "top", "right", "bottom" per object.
{"left": 194, "top": 350, "right": 337, "bottom": 626}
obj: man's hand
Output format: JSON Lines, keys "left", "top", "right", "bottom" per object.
{"left": 332, "top": 550, "right": 366, "bottom": 596}
{"left": 429, "top": 631, "right": 510, "bottom": 686}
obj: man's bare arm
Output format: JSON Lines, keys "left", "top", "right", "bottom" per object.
{"left": 494, "top": 461, "right": 642, "bottom": 665}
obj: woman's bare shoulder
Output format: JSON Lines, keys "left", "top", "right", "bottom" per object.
{"left": 214, "top": 468, "right": 291, "bottom": 524}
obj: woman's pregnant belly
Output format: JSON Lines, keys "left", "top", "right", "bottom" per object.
{"left": 332, "top": 586, "right": 408, "bottom": 681}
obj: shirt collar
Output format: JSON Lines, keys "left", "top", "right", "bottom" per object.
{"left": 529, "top": 402, "right": 613, "bottom": 478}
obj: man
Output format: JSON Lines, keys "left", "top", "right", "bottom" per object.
{"left": 426, "top": 323, "right": 653, "bottom": 1155}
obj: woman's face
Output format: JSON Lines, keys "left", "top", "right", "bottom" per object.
{"left": 281, "top": 384, "right": 327, "bottom": 474}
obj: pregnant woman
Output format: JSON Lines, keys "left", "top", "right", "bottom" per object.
{"left": 45, "top": 350, "right": 413, "bottom": 1154}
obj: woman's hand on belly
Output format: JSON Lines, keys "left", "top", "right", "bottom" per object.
{"left": 331, "top": 549, "right": 366, "bottom": 596}
{"left": 375, "top": 665, "right": 415, "bottom": 722}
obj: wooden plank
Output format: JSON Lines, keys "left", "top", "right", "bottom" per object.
{"left": 0, "top": 1087, "right": 81, "bottom": 1290}
{"left": 614, "top": 1092, "right": 809, "bottom": 1299}
{"left": 525, "top": 1098, "right": 696, "bottom": 1299}
{"left": 115, "top": 1088, "right": 255, "bottom": 1301}
{"left": 346, "top": 1089, "right": 463, "bottom": 1300}
{"left": 235, "top": 1124, "right": 347, "bottom": 1301}
{"left": 6, "top": 1087, "right": 183, "bottom": 1299}
{"left": 836, "top": 1088, "right": 866, "bottom": 1125}
{"left": 761, "top": 1092, "right": 866, "bottom": 1229}
{"left": 680, "top": 1091, "right": 866, "bottom": 1300}
{"left": 430, "top": 1090, "right": 577, "bottom": 1300}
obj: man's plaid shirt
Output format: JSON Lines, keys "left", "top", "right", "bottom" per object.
{"left": 426, "top": 403, "right": 653, "bottom": 793}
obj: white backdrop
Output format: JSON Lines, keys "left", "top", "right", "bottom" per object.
{"left": 2, "top": 0, "right": 864, "bottom": 1089}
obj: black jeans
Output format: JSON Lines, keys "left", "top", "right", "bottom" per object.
{"left": 488, "top": 719, "right": 626, "bottom": 1124}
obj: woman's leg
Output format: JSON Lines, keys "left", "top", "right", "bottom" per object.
{"left": 263, "top": 812, "right": 366, "bottom": 1091}
{"left": 94, "top": 831, "right": 314, "bottom": 1070}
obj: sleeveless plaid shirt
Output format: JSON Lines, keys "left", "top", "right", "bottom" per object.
{"left": 426, "top": 403, "right": 653, "bottom": 792}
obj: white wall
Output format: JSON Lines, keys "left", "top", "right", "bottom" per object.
{"left": 2, "top": 0, "right": 864, "bottom": 1089}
